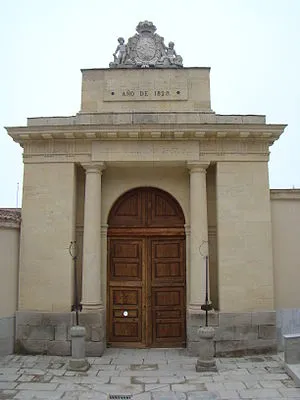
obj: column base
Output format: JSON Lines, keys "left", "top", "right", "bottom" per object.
{"left": 81, "top": 303, "right": 104, "bottom": 312}
{"left": 68, "top": 358, "right": 90, "bottom": 372}
{"left": 188, "top": 304, "right": 209, "bottom": 314}
{"left": 196, "top": 359, "right": 217, "bottom": 372}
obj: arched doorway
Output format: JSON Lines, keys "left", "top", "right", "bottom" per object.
{"left": 107, "top": 187, "right": 186, "bottom": 348}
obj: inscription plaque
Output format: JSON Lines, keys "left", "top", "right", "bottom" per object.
{"left": 104, "top": 88, "right": 187, "bottom": 101}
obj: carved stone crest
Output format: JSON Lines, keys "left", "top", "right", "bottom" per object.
{"left": 110, "top": 21, "right": 183, "bottom": 69}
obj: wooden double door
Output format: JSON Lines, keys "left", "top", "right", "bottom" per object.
{"left": 107, "top": 187, "right": 186, "bottom": 348}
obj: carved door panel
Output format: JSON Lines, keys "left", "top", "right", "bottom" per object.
{"left": 108, "top": 238, "right": 145, "bottom": 345}
{"left": 107, "top": 187, "right": 186, "bottom": 348}
{"left": 150, "top": 238, "right": 186, "bottom": 347}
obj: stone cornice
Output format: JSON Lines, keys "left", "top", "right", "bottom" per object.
{"left": 270, "top": 189, "right": 300, "bottom": 200}
{"left": 0, "top": 208, "right": 21, "bottom": 229}
{"left": 6, "top": 123, "right": 286, "bottom": 146}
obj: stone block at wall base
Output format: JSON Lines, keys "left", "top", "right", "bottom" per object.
{"left": 187, "top": 311, "right": 277, "bottom": 357}
{"left": 0, "top": 316, "right": 15, "bottom": 355}
{"left": 276, "top": 309, "right": 300, "bottom": 351}
{"left": 15, "top": 311, "right": 105, "bottom": 356}
{"left": 216, "top": 339, "right": 277, "bottom": 357}
{"left": 86, "top": 341, "right": 105, "bottom": 357}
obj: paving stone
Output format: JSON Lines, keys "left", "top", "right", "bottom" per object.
{"left": 223, "top": 382, "right": 246, "bottom": 390}
{"left": 222, "top": 368, "right": 250, "bottom": 376}
{"left": 64, "top": 371, "right": 76, "bottom": 376}
{"left": 0, "top": 349, "right": 296, "bottom": 399}
{"left": 16, "top": 382, "right": 59, "bottom": 390}
{"left": 160, "top": 376, "right": 186, "bottom": 384}
{"left": 282, "top": 379, "right": 297, "bottom": 388}
{"left": 0, "top": 382, "right": 17, "bottom": 389}
{"left": 259, "top": 380, "right": 284, "bottom": 388}
{"left": 144, "top": 384, "right": 171, "bottom": 391}
{"left": 205, "top": 383, "right": 224, "bottom": 391}
{"left": 0, "top": 389, "right": 18, "bottom": 399}
{"left": 152, "top": 392, "right": 186, "bottom": 400}
{"left": 132, "top": 376, "right": 158, "bottom": 384}
{"left": 0, "top": 367, "right": 20, "bottom": 374}
{"left": 131, "top": 364, "right": 158, "bottom": 371}
{"left": 123, "top": 370, "right": 174, "bottom": 377}
{"left": 187, "top": 392, "right": 220, "bottom": 399}
{"left": 243, "top": 381, "right": 262, "bottom": 389}
{"left": 278, "top": 387, "right": 300, "bottom": 397}
{"left": 88, "top": 383, "right": 144, "bottom": 394}
{"left": 259, "top": 372, "right": 289, "bottom": 380}
{"left": 17, "top": 374, "right": 35, "bottom": 382}
{"left": 96, "top": 364, "right": 116, "bottom": 371}
{"left": 14, "top": 390, "right": 63, "bottom": 399}
{"left": 57, "top": 383, "right": 92, "bottom": 391}
{"left": 187, "top": 377, "right": 213, "bottom": 384}
{"left": 238, "top": 388, "right": 281, "bottom": 398}
{"left": 51, "top": 376, "right": 110, "bottom": 384}
{"left": 246, "top": 367, "right": 267, "bottom": 374}
{"left": 132, "top": 393, "right": 151, "bottom": 400}
{"left": 97, "top": 370, "right": 121, "bottom": 377}
{"left": 18, "top": 368, "right": 46, "bottom": 375}
{"left": 211, "top": 376, "right": 226, "bottom": 382}
{"left": 171, "top": 383, "right": 206, "bottom": 392}
{"left": 110, "top": 376, "right": 131, "bottom": 384}
{"left": 62, "top": 392, "right": 107, "bottom": 400}
{"left": 215, "top": 390, "right": 240, "bottom": 399}
{"left": 0, "top": 374, "right": 20, "bottom": 381}
{"left": 45, "top": 368, "right": 66, "bottom": 376}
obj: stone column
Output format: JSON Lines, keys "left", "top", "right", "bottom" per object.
{"left": 187, "top": 162, "right": 209, "bottom": 313}
{"left": 81, "top": 162, "right": 105, "bottom": 310}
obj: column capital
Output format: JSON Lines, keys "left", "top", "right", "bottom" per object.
{"left": 81, "top": 162, "right": 106, "bottom": 174}
{"left": 187, "top": 162, "right": 210, "bottom": 174}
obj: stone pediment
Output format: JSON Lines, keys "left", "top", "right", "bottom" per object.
{"left": 109, "top": 21, "right": 183, "bottom": 69}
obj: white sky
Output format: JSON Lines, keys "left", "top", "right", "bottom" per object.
{"left": 0, "top": 0, "right": 299, "bottom": 207}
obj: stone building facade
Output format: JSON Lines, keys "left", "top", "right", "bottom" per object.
{"left": 2, "top": 24, "right": 299, "bottom": 356}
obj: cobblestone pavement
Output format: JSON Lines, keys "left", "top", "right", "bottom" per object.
{"left": 0, "top": 349, "right": 299, "bottom": 399}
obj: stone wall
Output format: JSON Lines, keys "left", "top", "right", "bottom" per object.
{"left": 216, "top": 161, "right": 274, "bottom": 312}
{"left": 15, "top": 311, "right": 105, "bottom": 356}
{"left": 187, "top": 311, "right": 277, "bottom": 357}
{"left": 19, "top": 163, "right": 76, "bottom": 311}
{"left": 271, "top": 190, "right": 300, "bottom": 348}
{"left": 0, "top": 209, "right": 20, "bottom": 355}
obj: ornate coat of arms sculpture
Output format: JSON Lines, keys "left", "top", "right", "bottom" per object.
{"left": 110, "top": 21, "right": 183, "bottom": 68}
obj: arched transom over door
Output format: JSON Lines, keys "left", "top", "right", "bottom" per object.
{"left": 107, "top": 187, "right": 186, "bottom": 348}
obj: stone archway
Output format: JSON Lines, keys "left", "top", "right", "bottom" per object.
{"left": 107, "top": 187, "right": 186, "bottom": 348}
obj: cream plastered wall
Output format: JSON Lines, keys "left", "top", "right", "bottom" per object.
{"left": 80, "top": 68, "right": 212, "bottom": 113}
{"left": 0, "top": 227, "right": 19, "bottom": 317}
{"left": 216, "top": 161, "right": 274, "bottom": 312}
{"left": 271, "top": 190, "right": 300, "bottom": 309}
{"left": 19, "top": 163, "right": 76, "bottom": 311}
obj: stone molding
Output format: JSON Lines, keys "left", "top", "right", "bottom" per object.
{"left": 271, "top": 189, "right": 300, "bottom": 200}
{"left": 81, "top": 162, "right": 105, "bottom": 173}
{"left": 7, "top": 123, "right": 285, "bottom": 146}
{"left": 21, "top": 138, "right": 272, "bottom": 164}
{"left": 25, "top": 112, "right": 268, "bottom": 126}
{"left": 0, "top": 208, "right": 21, "bottom": 229}
{"left": 184, "top": 224, "right": 190, "bottom": 236}
{"left": 101, "top": 224, "right": 108, "bottom": 237}
{"left": 187, "top": 161, "right": 210, "bottom": 173}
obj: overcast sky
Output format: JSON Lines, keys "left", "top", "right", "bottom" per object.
{"left": 0, "top": 0, "right": 299, "bottom": 207}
